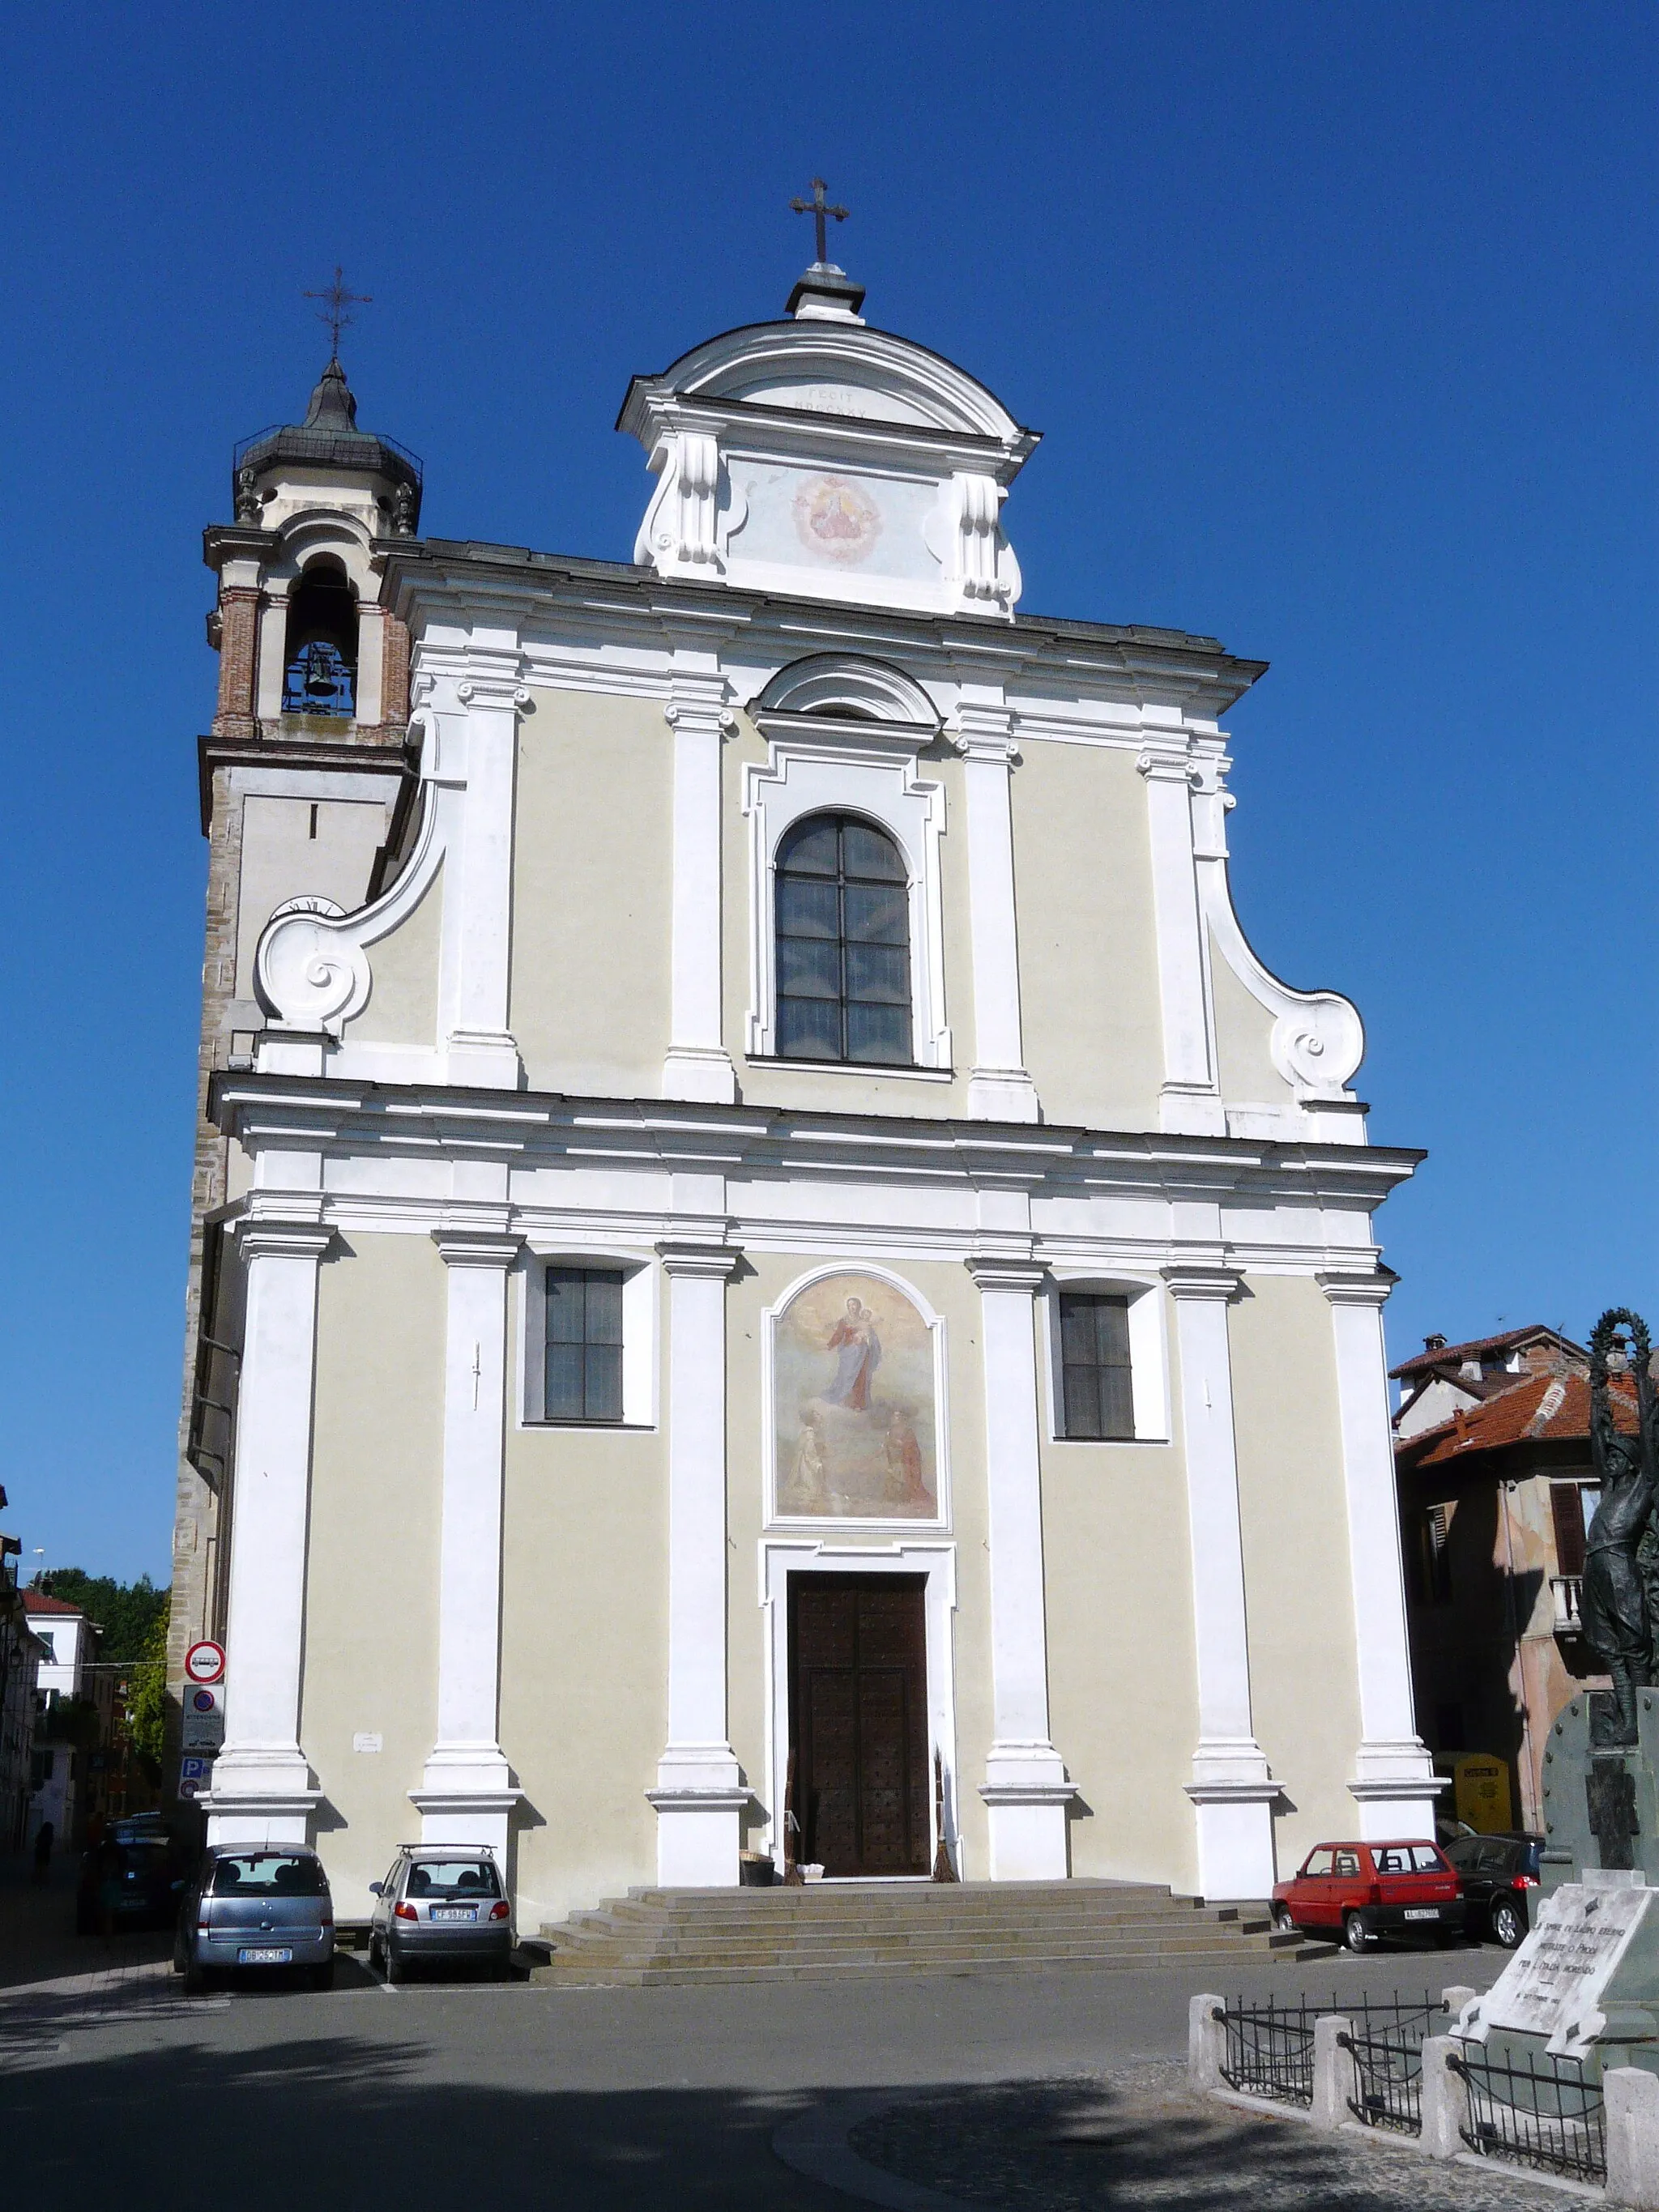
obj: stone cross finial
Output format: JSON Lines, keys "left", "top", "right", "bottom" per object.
{"left": 790, "top": 177, "right": 849, "bottom": 266}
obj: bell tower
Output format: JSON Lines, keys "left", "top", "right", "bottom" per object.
{"left": 168, "top": 345, "right": 426, "bottom": 1757}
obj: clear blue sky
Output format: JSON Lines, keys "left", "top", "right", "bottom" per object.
{"left": 1, "top": 3, "right": 1653, "bottom": 1585}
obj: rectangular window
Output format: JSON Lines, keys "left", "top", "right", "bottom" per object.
{"left": 544, "top": 1267, "right": 625, "bottom": 1424}
{"left": 1550, "top": 1481, "right": 1590, "bottom": 1578}
{"left": 1416, "top": 1502, "right": 1453, "bottom": 1605}
{"left": 1056, "top": 1292, "right": 1134, "bottom": 1440}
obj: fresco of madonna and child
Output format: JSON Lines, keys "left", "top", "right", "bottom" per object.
{"left": 773, "top": 1272, "right": 939, "bottom": 1520}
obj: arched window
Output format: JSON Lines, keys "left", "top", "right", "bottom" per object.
{"left": 775, "top": 813, "right": 912, "bottom": 1064}
{"left": 282, "top": 560, "right": 358, "bottom": 718}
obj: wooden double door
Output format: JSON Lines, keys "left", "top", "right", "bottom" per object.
{"left": 789, "top": 1573, "right": 929, "bottom": 1877}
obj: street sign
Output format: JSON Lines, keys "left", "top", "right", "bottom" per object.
{"left": 182, "top": 1707, "right": 225, "bottom": 1750}
{"left": 177, "top": 1754, "right": 213, "bottom": 1800}
{"left": 185, "top": 1640, "right": 225, "bottom": 1686}
{"left": 190, "top": 1687, "right": 218, "bottom": 1714}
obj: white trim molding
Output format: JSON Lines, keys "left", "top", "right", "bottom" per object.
{"left": 949, "top": 693, "right": 1039, "bottom": 1123}
{"left": 662, "top": 664, "right": 740, "bottom": 1103}
{"left": 203, "top": 1215, "right": 333, "bottom": 1848}
{"left": 650, "top": 1238, "right": 750, "bottom": 1883}
{"left": 760, "top": 1260, "right": 951, "bottom": 1532}
{"left": 1318, "top": 1271, "right": 1444, "bottom": 1835}
{"left": 967, "top": 1253, "right": 1074, "bottom": 1878}
{"left": 1163, "top": 1264, "right": 1279, "bottom": 1899}
{"left": 758, "top": 1538, "right": 959, "bottom": 1876}
{"left": 741, "top": 723, "right": 950, "bottom": 1072}
{"left": 416, "top": 1224, "right": 524, "bottom": 1858}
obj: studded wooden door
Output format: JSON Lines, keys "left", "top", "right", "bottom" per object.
{"left": 789, "top": 1573, "right": 928, "bottom": 1877}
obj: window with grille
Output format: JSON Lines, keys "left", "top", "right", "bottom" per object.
{"left": 543, "top": 1266, "right": 625, "bottom": 1423}
{"left": 774, "top": 813, "right": 912, "bottom": 1065}
{"left": 1056, "top": 1291, "right": 1135, "bottom": 1440}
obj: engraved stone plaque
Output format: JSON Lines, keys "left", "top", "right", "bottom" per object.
{"left": 1464, "top": 1881, "right": 1656, "bottom": 2057}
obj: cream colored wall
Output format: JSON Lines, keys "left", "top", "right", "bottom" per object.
{"left": 343, "top": 858, "right": 442, "bottom": 1046}
{"left": 1013, "top": 742, "right": 1164, "bottom": 1129}
{"left": 1039, "top": 1290, "right": 1202, "bottom": 1894}
{"left": 726, "top": 1252, "right": 996, "bottom": 1878}
{"left": 1209, "top": 931, "right": 1296, "bottom": 1107}
{"left": 301, "top": 1230, "right": 446, "bottom": 1916}
{"left": 723, "top": 714, "right": 977, "bottom": 1115}
{"left": 501, "top": 1264, "right": 669, "bottom": 1931}
{"left": 236, "top": 794, "right": 393, "bottom": 993}
{"left": 510, "top": 685, "right": 672, "bottom": 1097}
{"left": 1227, "top": 1274, "right": 1365, "bottom": 1873}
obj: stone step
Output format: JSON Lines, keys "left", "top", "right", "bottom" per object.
{"left": 533, "top": 1944, "right": 1294, "bottom": 1988}
{"left": 549, "top": 1908, "right": 1274, "bottom": 1943}
{"left": 544, "top": 1918, "right": 1277, "bottom": 1956}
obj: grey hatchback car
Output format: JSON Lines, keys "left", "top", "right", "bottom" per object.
{"left": 369, "top": 1847, "right": 513, "bottom": 1981}
{"left": 174, "top": 1845, "right": 335, "bottom": 1993}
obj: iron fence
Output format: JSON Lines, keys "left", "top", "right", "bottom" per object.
{"left": 1338, "top": 1990, "right": 1444, "bottom": 2134}
{"left": 1450, "top": 2044, "right": 1606, "bottom": 2187}
{"left": 1218, "top": 1994, "right": 1319, "bottom": 2106}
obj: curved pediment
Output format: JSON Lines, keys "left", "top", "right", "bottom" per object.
{"left": 630, "top": 320, "right": 1032, "bottom": 447}
{"left": 753, "top": 654, "right": 940, "bottom": 730}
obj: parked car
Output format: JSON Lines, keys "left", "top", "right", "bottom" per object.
{"left": 173, "top": 1845, "right": 335, "bottom": 1993}
{"left": 369, "top": 1847, "right": 513, "bottom": 1982}
{"left": 76, "top": 1823, "right": 188, "bottom": 1934}
{"left": 1272, "top": 1838, "right": 1465, "bottom": 1953}
{"left": 1443, "top": 1831, "right": 1542, "bottom": 1949}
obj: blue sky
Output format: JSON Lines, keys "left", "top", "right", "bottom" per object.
{"left": 0, "top": 2, "right": 1653, "bottom": 1583}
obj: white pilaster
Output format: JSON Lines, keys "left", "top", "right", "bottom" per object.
{"left": 1165, "top": 1265, "right": 1278, "bottom": 1899}
{"left": 968, "top": 1255, "right": 1072, "bottom": 1877}
{"left": 648, "top": 1239, "right": 747, "bottom": 1882}
{"left": 662, "top": 668, "right": 739, "bottom": 1103}
{"left": 203, "top": 1216, "right": 331, "bottom": 1846}
{"left": 954, "top": 700, "right": 1039, "bottom": 1122}
{"left": 410, "top": 1225, "right": 522, "bottom": 1857}
{"left": 1138, "top": 736, "right": 1222, "bottom": 1136}
{"left": 443, "top": 663, "right": 524, "bottom": 1088}
{"left": 1319, "top": 1272, "right": 1444, "bottom": 1836}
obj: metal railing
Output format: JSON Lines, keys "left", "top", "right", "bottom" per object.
{"left": 1218, "top": 1994, "right": 1318, "bottom": 2106}
{"left": 1338, "top": 1990, "right": 1444, "bottom": 2133}
{"left": 1450, "top": 2044, "right": 1606, "bottom": 2186}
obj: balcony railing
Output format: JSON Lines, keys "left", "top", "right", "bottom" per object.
{"left": 1551, "top": 1575, "right": 1584, "bottom": 1634}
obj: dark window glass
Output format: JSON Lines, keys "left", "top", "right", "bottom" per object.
{"left": 774, "top": 813, "right": 912, "bottom": 1065}
{"left": 544, "top": 1267, "right": 625, "bottom": 1423}
{"left": 211, "top": 1853, "right": 328, "bottom": 1895}
{"left": 1056, "top": 1292, "right": 1134, "bottom": 1440}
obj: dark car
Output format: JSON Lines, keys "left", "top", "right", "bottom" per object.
{"left": 76, "top": 1825, "right": 187, "bottom": 1934}
{"left": 173, "top": 1845, "right": 335, "bottom": 1992}
{"left": 1271, "top": 1838, "right": 1466, "bottom": 1952}
{"left": 1443, "top": 1831, "right": 1542, "bottom": 1949}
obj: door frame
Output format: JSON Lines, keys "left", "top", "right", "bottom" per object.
{"left": 761, "top": 1539, "right": 959, "bottom": 1878}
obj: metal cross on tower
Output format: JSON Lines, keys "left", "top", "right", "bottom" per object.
{"left": 304, "top": 266, "right": 373, "bottom": 361}
{"left": 790, "top": 177, "right": 849, "bottom": 266}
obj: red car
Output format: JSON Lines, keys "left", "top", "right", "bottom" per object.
{"left": 1272, "top": 1839, "right": 1465, "bottom": 1953}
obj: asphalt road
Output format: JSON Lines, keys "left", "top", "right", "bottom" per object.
{"left": 2, "top": 1920, "right": 1511, "bottom": 2212}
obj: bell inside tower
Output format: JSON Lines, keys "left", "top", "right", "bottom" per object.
{"left": 282, "top": 557, "right": 358, "bottom": 718}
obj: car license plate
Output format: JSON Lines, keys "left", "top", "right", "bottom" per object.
{"left": 431, "top": 1907, "right": 476, "bottom": 1923}
{"left": 237, "top": 1946, "right": 293, "bottom": 1964}
{"left": 1403, "top": 1907, "right": 1439, "bottom": 1921}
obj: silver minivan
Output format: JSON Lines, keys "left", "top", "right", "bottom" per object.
{"left": 369, "top": 1847, "right": 513, "bottom": 1981}
{"left": 175, "top": 1845, "right": 335, "bottom": 1993}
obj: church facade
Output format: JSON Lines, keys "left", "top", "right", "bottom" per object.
{"left": 176, "top": 249, "right": 1439, "bottom": 1930}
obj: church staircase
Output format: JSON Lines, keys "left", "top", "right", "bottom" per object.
{"left": 532, "top": 1879, "right": 1300, "bottom": 1987}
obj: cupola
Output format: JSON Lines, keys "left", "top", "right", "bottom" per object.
{"left": 232, "top": 356, "right": 424, "bottom": 539}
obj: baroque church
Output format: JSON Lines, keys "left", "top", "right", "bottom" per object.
{"left": 172, "top": 231, "right": 1439, "bottom": 1929}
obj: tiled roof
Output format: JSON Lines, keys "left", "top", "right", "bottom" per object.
{"left": 1390, "top": 1324, "right": 1584, "bottom": 1381}
{"left": 1400, "top": 1370, "right": 1636, "bottom": 1470}
{"left": 22, "top": 1591, "right": 83, "bottom": 1617}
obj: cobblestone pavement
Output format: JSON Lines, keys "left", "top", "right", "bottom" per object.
{"left": 849, "top": 2064, "right": 1582, "bottom": 2210}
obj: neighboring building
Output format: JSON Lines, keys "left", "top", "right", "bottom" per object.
{"left": 1395, "top": 1354, "right": 1624, "bottom": 1832}
{"left": 23, "top": 1590, "right": 98, "bottom": 1846}
{"left": 1392, "top": 1324, "right": 1588, "bottom": 1442}
{"left": 179, "top": 241, "right": 1439, "bottom": 1929}
{"left": 0, "top": 1589, "right": 45, "bottom": 1851}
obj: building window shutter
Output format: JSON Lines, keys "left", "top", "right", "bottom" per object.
{"left": 544, "top": 1266, "right": 625, "bottom": 1424}
{"left": 1056, "top": 1291, "right": 1134, "bottom": 1440}
{"left": 1550, "top": 1482, "right": 1588, "bottom": 1579}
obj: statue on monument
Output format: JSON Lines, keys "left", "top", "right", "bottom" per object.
{"left": 1579, "top": 1309, "right": 1659, "bottom": 1745}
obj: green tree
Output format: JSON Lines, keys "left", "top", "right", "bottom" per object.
{"left": 31, "top": 1569, "right": 168, "bottom": 1663}
{"left": 127, "top": 1600, "right": 169, "bottom": 1771}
